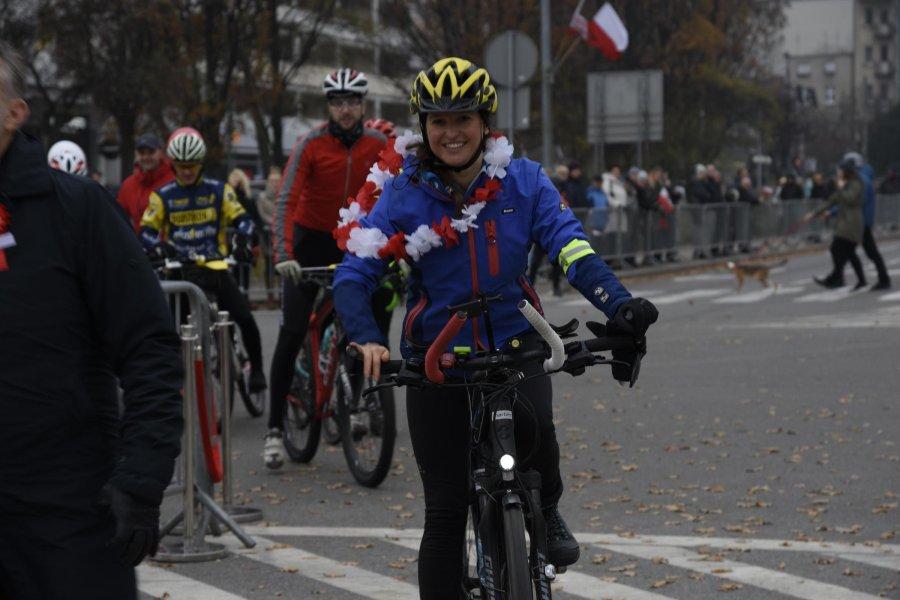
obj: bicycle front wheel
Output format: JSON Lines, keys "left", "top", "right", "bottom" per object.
{"left": 337, "top": 363, "right": 396, "bottom": 488}
{"left": 232, "top": 335, "right": 265, "bottom": 417}
{"left": 502, "top": 502, "right": 534, "bottom": 600}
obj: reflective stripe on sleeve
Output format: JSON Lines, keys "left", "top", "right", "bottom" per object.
{"left": 558, "top": 239, "right": 595, "bottom": 274}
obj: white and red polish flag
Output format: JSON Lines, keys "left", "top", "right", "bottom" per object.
{"left": 568, "top": 1, "right": 629, "bottom": 60}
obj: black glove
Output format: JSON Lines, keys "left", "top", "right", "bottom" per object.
{"left": 601, "top": 297, "right": 658, "bottom": 385}
{"left": 147, "top": 240, "right": 179, "bottom": 262}
{"left": 100, "top": 484, "right": 160, "bottom": 566}
{"left": 231, "top": 234, "right": 253, "bottom": 264}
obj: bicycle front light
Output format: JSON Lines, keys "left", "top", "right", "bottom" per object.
{"left": 499, "top": 454, "right": 515, "bottom": 471}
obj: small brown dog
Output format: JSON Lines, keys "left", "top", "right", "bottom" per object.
{"left": 725, "top": 259, "right": 787, "bottom": 292}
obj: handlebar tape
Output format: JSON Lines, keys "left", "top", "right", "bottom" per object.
{"left": 425, "top": 311, "right": 468, "bottom": 384}
{"left": 517, "top": 299, "right": 565, "bottom": 371}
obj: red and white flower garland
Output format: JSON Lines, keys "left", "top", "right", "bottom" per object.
{"left": 333, "top": 131, "right": 514, "bottom": 262}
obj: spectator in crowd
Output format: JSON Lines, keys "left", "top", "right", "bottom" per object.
{"left": 689, "top": 164, "right": 712, "bottom": 259}
{"left": 737, "top": 176, "right": 759, "bottom": 205}
{"left": 228, "top": 168, "right": 263, "bottom": 235}
{"left": 809, "top": 172, "right": 829, "bottom": 200}
{"left": 587, "top": 174, "right": 608, "bottom": 236}
{"left": 90, "top": 170, "right": 104, "bottom": 185}
{"left": 565, "top": 161, "right": 589, "bottom": 209}
{"left": 602, "top": 164, "right": 630, "bottom": 269}
{"left": 116, "top": 133, "right": 175, "bottom": 233}
{"left": 627, "top": 168, "right": 659, "bottom": 265}
{"left": 0, "top": 42, "right": 183, "bottom": 599}
{"left": 649, "top": 166, "right": 676, "bottom": 262}
{"left": 551, "top": 164, "right": 570, "bottom": 199}
{"left": 733, "top": 165, "right": 750, "bottom": 189}
{"left": 256, "top": 165, "right": 280, "bottom": 227}
{"left": 878, "top": 167, "right": 900, "bottom": 194}
{"left": 779, "top": 173, "right": 804, "bottom": 200}
{"left": 734, "top": 176, "right": 758, "bottom": 252}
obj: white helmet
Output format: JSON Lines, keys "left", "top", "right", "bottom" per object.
{"left": 47, "top": 140, "right": 87, "bottom": 176}
{"left": 323, "top": 68, "right": 368, "bottom": 98}
{"left": 166, "top": 127, "right": 206, "bottom": 162}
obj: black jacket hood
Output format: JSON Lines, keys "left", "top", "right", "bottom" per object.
{"left": 0, "top": 131, "right": 55, "bottom": 200}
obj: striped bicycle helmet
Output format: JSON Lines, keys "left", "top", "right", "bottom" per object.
{"left": 323, "top": 68, "right": 368, "bottom": 98}
{"left": 410, "top": 57, "right": 498, "bottom": 115}
{"left": 47, "top": 140, "right": 88, "bottom": 176}
{"left": 166, "top": 127, "right": 207, "bottom": 162}
{"left": 364, "top": 118, "right": 397, "bottom": 139}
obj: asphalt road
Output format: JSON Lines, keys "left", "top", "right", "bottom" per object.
{"left": 141, "top": 241, "right": 900, "bottom": 600}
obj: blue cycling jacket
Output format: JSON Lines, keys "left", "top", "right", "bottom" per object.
{"left": 334, "top": 156, "right": 631, "bottom": 357}
{"left": 860, "top": 164, "right": 876, "bottom": 228}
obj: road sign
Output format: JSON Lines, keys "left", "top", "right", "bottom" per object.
{"left": 752, "top": 154, "right": 773, "bottom": 165}
{"left": 484, "top": 30, "right": 538, "bottom": 87}
{"left": 587, "top": 70, "right": 663, "bottom": 144}
{"left": 495, "top": 87, "right": 531, "bottom": 131}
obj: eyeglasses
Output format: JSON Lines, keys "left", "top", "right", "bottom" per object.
{"left": 328, "top": 97, "right": 363, "bottom": 109}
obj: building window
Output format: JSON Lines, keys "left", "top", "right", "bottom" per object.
{"left": 823, "top": 61, "right": 836, "bottom": 75}
{"left": 865, "top": 7, "right": 873, "bottom": 24}
{"left": 880, "top": 8, "right": 889, "bottom": 23}
{"left": 881, "top": 45, "right": 889, "bottom": 60}
{"left": 865, "top": 46, "right": 873, "bottom": 61}
{"left": 796, "top": 63, "right": 811, "bottom": 77}
{"left": 881, "top": 83, "right": 890, "bottom": 98}
{"left": 824, "top": 86, "right": 836, "bottom": 105}
{"left": 864, "top": 81, "right": 874, "bottom": 105}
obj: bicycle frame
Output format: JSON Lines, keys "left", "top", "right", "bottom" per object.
{"left": 298, "top": 295, "right": 342, "bottom": 421}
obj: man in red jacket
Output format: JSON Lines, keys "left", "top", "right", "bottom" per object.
{"left": 265, "top": 68, "right": 387, "bottom": 469}
{"left": 116, "top": 133, "right": 175, "bottom": 232}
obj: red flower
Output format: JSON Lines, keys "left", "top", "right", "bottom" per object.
{"left": 378, "top": 231, "right": 408, "bottom": 261}
{"left": 376, "top": 139, "right": 404, "bottom": 173}
{"left": 473, "top": 178, "right": 502, "bottom": 202}
{"left": 432, "top": 215, "right": 459, "bottom": 248}
{"left": 332, "top": 221, "right": 360, "bottom": 251}
{"left": 355, "top": 181, "right": 380, "bottom": 213}
{"left": 0, "top": 204, "right": 9, "bottom": 232}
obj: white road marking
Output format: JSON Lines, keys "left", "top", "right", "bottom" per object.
{"left": 219, "top": 534, "right": 419, "bottom": 600}
{"left": 879, "top": 289, "right": 900, "bottom": 301}
{"left": 138, "top": 564, "right": 249, "bottom": 600}
{"left": 651, "top": 289, "right": 731, "bottom": 305}
{"left": 596, "top": 543, "right": 883, "bottom": 600}
{"left": 673, "top": 273, "right": 734, "bottom": 282}
{"left": 712, "top": 285, "right": 805, "bottom": 303}
{"left": 385, "top": 534, "right": 676, "bottom": 600}
{"left": 727, "top": 304, "right": 900, "bottom": 329}
{"left": 795, "top": 286, "right": 857, "bottom": 302}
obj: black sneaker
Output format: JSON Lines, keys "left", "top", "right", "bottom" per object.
{"left": 543, "top": 505, "right": 580, "bottom": 567}
{"left": 871, "top": 280, "right": 892, "bottom": 291}
{"left": 814, "top": 276, "right": 843, "bottom": 289}
{"left": 249, "top": 369, "right": 268, "bottom": 393}
{"left": 852, "top": 281, "right": 867, "bottom": 291}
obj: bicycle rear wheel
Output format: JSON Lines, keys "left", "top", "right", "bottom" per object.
{"left": 337, "top": 360, "right": 395, "bottom": 488}
{"left": 502, "top": 502, "right": 534, "bottom": 600}
{"left": 282, "top": 341, "right": 321, "bottom": 463}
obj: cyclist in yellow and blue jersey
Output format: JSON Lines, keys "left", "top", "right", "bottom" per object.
{"left": 140, "top": 127, "right": 267, "bottom": 393}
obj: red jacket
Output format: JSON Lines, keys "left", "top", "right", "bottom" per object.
{"left": 116, "top": 160, "right": 176, "bottom": 232}
{"left": 273, "top": 123, "right": 386, "bottom": 263}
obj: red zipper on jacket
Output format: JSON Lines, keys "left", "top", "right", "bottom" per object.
{"left": 404, "top": 293, "right": 428, "bottom": 341}
{"left": 485, "top": 219, "right": 500, "bottom": 276}
{"left": 518, "top": 275, "right": 545, "bottom": 316}
{"left": 467, "top": 229, "right": 486, "bottom": 350}
{"left": 342, "top": 149, "right": 353, "bottom": 201}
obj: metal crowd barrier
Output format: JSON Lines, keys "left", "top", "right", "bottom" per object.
{"left": 154, "top": 280, "right": 257, "bottom": 562}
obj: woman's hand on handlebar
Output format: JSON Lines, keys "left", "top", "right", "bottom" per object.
{"left": 350, "top": 342, "right": 390, "bottom": 381}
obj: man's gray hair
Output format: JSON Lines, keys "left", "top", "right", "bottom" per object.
{"left": 0, "top": 41, "right": 27, "bottom": 102}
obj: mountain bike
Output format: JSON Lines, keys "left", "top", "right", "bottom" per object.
{"left": 282, "top": 266, "right": 397, "bottom": 488}
{"left": 356, "top": 295, "right": 644, "bottom": 599}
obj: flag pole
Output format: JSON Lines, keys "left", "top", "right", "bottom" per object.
{"left": 553, "top": 36, "right": 582, "bottom": 75}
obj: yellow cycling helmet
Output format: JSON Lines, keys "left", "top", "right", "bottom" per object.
{"left": 410, "top": 57, "right": 499, "bottom": 115}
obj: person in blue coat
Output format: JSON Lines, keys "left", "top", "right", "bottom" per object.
{"left": 845, "top": 152, "right": 891, "bottom": 290}
{"left": 333, "top": 57, "right": 657, "bottom": 599}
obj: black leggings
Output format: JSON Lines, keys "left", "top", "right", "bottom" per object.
{"left": 862, "top": 226, "right": 890, "bottom": 284}
{"left": 406, "top": 360, "right": 562, "bottom": 600}
{"left": 268, "top": 226, "right": 392, "bottom": 429}
{"left": 827, "top": 236, "right": 865, "bottom": 285}
{"left": 183, "top": 267, "right": 263, "bottom": 372}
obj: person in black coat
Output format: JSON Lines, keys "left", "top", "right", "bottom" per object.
{"left": 0, "top": 43, "right": 182, "bottom": 600}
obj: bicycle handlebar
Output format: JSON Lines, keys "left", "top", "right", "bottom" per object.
{"left": 424, "top": 311, "right": 468, "bottom": 384}
{"left": 517, "top": 299, "right": 565, "bottom": 371}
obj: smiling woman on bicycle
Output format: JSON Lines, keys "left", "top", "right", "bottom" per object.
{"left": 333, "top": 57, "right": 658, "bottom": 598}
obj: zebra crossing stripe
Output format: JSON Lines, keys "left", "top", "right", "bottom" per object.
{"left": 596, "top": 543, "right": 883, "bottom": 600}
{"left": 713, "top": 286, "right": 805, "bottom": 303}
{"left": 138, "top": 564, "right": 249, "bottom": 600}
{"left": 651, "top": 289, "right": 731, "bottom": 305}
{"left": 795, "top": 287, "right": 855, "bottom": 302}
{"left": 219, "top": 534, "right": 419, "bottom": 600}
{"left": 384, "top": 536, "right": 676, "bottom": 600}
{"left": 879, "top": 289, "right": 900, "bottom": 301}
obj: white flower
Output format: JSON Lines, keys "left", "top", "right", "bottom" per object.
{"left": 484, "top": 136, "right": 513, "bottom": 179}
{"left": 394, "top": 130, "right": 422, "bottom": 158}
{"left": 346, "top": 226, "right": 388, "bottom": 259}
{"left": 405, "top": 223, "right": 442, "bottom": 261}
{"left": 337, "top": 202, "right": 364, "bottom": 227}
{"left": 366, "top": 164, "right": 392, "bottom": 189}
{"left": 451, "top": 202, "right": 486, "bottom": 233}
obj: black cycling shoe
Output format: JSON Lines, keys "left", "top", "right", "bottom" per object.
{"left": 249, "top": 369, "right": 268, "bottom": 393}
{"left": 543, "top": 505, "right": 580, "bottom": 567}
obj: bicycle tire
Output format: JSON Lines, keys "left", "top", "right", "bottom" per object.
{"left": 322, "top": 414, "right": 341, "bottom": 445}
{"left": 337, "top": 363, "right": 396, "bottom": 488}
{"left": 232, "top": 342, "right": 265, "bottom": 417}
{"left": 502, "top": 503, "right": 534, "bottom": 600}
{"left": 282, "top": 341, "right": 321, "bottom": 463}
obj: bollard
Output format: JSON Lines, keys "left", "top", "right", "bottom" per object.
{"left": 215, "top": 311, "right": 264, "bottom": 524}
{"left": 182, "top": 324, "right": 197, "bottom": 550}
